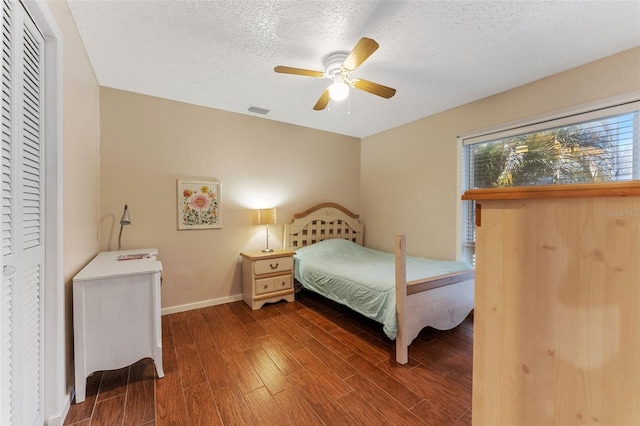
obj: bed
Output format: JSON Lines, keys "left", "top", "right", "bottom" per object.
{"left": 284, "top": 202, "right": 475, "bottom": 364}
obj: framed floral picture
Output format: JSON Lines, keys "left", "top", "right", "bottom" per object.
{"left": 177, "top": 179, "right": 221, "bottom": 230}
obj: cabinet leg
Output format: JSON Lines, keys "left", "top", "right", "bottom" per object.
{"left": 155, "top": 359, "right": 164, "bottom": 378}
{"left": 75, "top": 378, "right": 86, "bottom": 403}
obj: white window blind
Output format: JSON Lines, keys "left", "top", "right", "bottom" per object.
{"left": 461, "top": 99, "right": 640, "bottom": 265}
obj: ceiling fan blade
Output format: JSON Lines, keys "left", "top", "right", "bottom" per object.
{"left": 274, "top": 66, "right": 324, "bottom": 78}
{"left": 353, "top": 79, "right": 396, "bottom": 99}
{"left": 313, "top": 89, "right": 330, "bottom": 110}
{"left": 342, "top": 37, "right": 379, "bottom": 72}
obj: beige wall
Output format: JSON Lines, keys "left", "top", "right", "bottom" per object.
{"left": 361, "top": 47, "right": 640, "bottom": 260}
{"left": 51, "top": 2, "right": 101, "bottom": 277}
{"left": 99, "top": 88, "right": 360, "bottom": 310}
{"left": 47, "top": 0, "right": 101, "bottom": 414}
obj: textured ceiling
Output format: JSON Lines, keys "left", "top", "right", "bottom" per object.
{"left": 67, "top": 0, "right": 640, "bottom": 138}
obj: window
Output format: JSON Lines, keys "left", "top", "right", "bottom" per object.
{"left": 461, "top": 99, "right": 640, "bottom": 266}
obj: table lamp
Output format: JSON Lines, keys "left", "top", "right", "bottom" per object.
{"left": 118, "top": 204, "right": 131, "bottom": 251}
{"left": 257, "top": 208, "right": 277, "bottom": 252}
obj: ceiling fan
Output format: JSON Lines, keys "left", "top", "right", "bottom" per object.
{"left": 274, "top": 37, "right": 396, "bottom": 111}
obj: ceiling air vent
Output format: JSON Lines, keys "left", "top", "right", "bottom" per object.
{"left": 247, "top": 105, "right": 270, "bottom": 115}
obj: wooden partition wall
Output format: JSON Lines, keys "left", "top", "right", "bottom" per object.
{"left": 462, "top": 181, "right": 640, "bottom": 426}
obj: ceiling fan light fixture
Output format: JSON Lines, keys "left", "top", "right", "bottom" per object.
{"left": 274, "top": 38, "right": 395, "bottom": 110}
{"left": 328, "top": 81, "right": 349, "bottom": 101}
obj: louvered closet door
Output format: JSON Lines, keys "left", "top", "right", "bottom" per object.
{"left": 1, "top": 0, "right": 45, "bottom": 424}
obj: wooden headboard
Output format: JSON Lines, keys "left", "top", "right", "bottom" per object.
{"left": 284, "top": 203, "right": 364, "bottom": 250}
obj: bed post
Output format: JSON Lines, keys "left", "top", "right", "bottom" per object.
{"left": 395, "top": 234, "right": 408, "bottom": 364}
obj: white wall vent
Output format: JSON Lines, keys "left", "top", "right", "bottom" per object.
{"left": 247, "top": 105, "right": 270, "bottom": 115}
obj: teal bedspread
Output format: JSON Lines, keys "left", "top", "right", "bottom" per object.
{"left": 294, "top": 238, "right": 472, "bottom": 340}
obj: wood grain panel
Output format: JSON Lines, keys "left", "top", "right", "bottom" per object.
{"left": 223, "top": 320, "right": 259, "bottom": 351}
{"left": 302, "top": 324, "right": 355, "bottom": 358}
{"left": 123, "top": 359, "right": 155, "bottom": 426}
{"left": 64, "top": 371, "right": 102, "bottom": 424}
{"left": 155, "top": 336, "right": 189, "bottom": 426}
{"left": 198, "top": 305, "right": 224, "bottom": 326}
{"left": 288, "top": 371, "right": 360, "bottom": 426}
{"left": 206, "top": 321, "right": 238, "bottom": 352}
{"left": 242, "top": 347, "right": 291, "bottom": 395}
{"left": 183, "top": 308, "right": 204, "bottom": 324}
{"left": 329, "top": 327, "right": 389, "bottom": 364}
{"left": 183, "top": 381, "right": 223, "bottom": 426}
{"left": 97, "top": 367, "right": 129, "bottom": 401}
{"left": 272, "top": 388, "right": 324, "bottom": 426}
{"left": 272, "top": 311, "right": 314, "bottom": 342}
{"left": 302, "top": 337, "right": 357, "bottom": 378}
{"left": 220, "top": 347, "right": 263, "bottom": 394}
{"left": 242, "top": 386, "right": 283, "bottom": 426}
{"left": 214, "top": 303, "right": 242, "bottom": 324}
{"left": 174, "top": 343, "right": 207, "bottom": 388}
{"left": 411, "top": 338, "right": 473, "bottom": 376}
{"left": 296, "top": 307, "right": 340, "bottom": 331}
{"left": 212, "top": 385, "right": 258, "bottom": 425}
{"left": 199, "top": 345, "right": 235, "bottom": 391}
{"left": 411, "top": 399, "right": 468, "bottom": 426}
{"left": 292, "top": 347, "right": 353, "bottom": 398}
{"left": 259, "top": 319, "right": 305, "bottom": 351}
{"left": 256, "top": 336, "right": 302, "bottom": 376}
{"left": 169, "top": 318, "right": 193, "bottom": 347}
{"left": 161, "top": 316, "right": 172, "bottom": 338}
{"left": 411, "top": 363, "right": 472, "bottom": 407}
{"left": 65, "top": 291, "right": 475, "bottom": 426}
{"left": 462, "top": 180, "right": 640, "bottom": 200}
{"left": 344, "top": 353, "right": 422, "bottom": 409}
{"left": 336, "top": 391, "right": 387, "bottom": 425}
{"left": 473, "top": 195, "right": 640, "bottom": 425}
{"left": 187, "top": 314, "right": 217, "bottom": 348}
{"left": 343, "top": 374, "right": 425, "bottom": 425}
{"left": 236, "top": 313, "right": 269, "bottom": 339}
{"left": 91, "top": 394, "right": 125, "bottom": 426}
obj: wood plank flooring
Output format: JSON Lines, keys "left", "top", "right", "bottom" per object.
{"left": 65, "top": 290, "right": 473, "bottom": 426}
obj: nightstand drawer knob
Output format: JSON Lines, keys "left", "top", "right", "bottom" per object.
{"left": 270, "top": 263, "right": 279, "bottom": 269}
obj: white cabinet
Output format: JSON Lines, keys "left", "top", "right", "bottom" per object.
{"left": 241, "top": 250, "right": 295, "bottom": 310}
{"left": 72, "top": 249, "right": 164, "bottom": 403}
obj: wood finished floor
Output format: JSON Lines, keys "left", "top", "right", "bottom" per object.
{"left": 65, "top": 290, "right": 473, "bottom": 426}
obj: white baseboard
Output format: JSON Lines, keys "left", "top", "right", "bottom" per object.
{"left": 161, "top": 294, "right": 244, "bottom": 315}
{"left": 46, "top": 391, "right": 71, "bottom": 426}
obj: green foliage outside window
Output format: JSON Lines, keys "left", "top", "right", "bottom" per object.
{"left": 471, "top": 115, "right": 635, "bottom": 189}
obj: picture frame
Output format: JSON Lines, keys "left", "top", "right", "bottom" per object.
{"left": 177, "top": 179, "right": 221, "bottom": 230}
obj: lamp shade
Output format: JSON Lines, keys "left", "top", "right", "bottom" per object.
{"left": 257, "top": 208, "right": 277, "bottom": 225}
{"left": 120, "top": 204, "right": 131, "bottom": 225}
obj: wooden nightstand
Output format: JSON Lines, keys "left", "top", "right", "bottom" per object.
{"left": 240, "top": 249, "right": 295, "bottom": 310}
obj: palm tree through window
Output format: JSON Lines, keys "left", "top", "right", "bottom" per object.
{"left": 461, "top": 107, "right": 639, "bottom": 266}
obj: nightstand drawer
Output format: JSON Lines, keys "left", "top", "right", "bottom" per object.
{"left": 255, "top": 274, "right": 292, "bottom": 295}
{"left": 274, "top": 274, "right": 292, "bottom": 291}
{"left": 254, "top": 257, "right": 293, "bottom": 275}
{"left": 255, "top": 277, "right": 275, "bottom": 295}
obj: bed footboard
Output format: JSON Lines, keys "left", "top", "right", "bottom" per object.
{"left": 394, "top": 235, "right": 475, "bottom": 364}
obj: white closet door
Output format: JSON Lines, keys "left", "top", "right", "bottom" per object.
{"left": 1, "top": 0, "right": 45, "bottom": 424}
